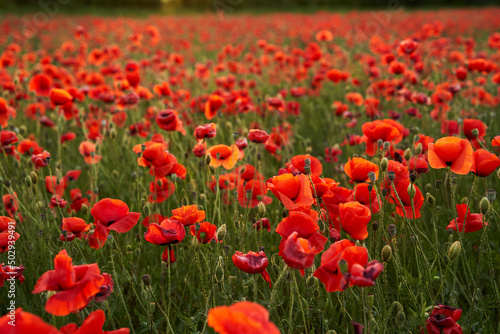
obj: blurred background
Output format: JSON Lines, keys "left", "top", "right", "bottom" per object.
{"left": 0, "top": 0, "right": 498, "bottom": 14}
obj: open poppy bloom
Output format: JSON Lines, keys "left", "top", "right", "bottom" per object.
{"left": 237, "top": 179, "right": 272, "bottom": 208}
{"left": 344, "top": 157, "right": 379, "bottom": 183}
{"left": 194, "top": 123, "right": 217, "bottom": 141}
{"left": 276, "top": 211, "right": 327, "bottom": 256}
{"left": 361, "top": 120, "right": 402, "bottom": 156}
{"left": 171, "top": 205, "right": 205, "bottom": 226}
{"left": 339, "top": 201, "right": 371, "bottom": 240}
{"left": 389, "top": 180, "right": 424, "bottom": 219}
{"left": 471, "top": 149, "right": 500, "bottom": 177}
{"left": 232, "top": 250, "right": 272, "bottom": 287}
{"left": 50, "top": 88, "right": 73, "bottom": 106}
{"left": 144, "top": 219, "right": 186, "bottom": 264}
{"left": 463, "top": 119, "right": 486, "bottom": 149}
{"left": 32, "top": 249, "right": 105, "bottom": 316}
{"left": 424, "top": 305, "right": 463, "bottom": 334}
{"left": 447, "top": 204, "right": 487, "bottom": 233}
{"left": 248, "top": 129, "right": 270, "bottom": 144}
{"left": 281, "top": 232, "right": 317, "bottom": 275}
{"left": 0, "top": 263, "right": 25, "bottom": 287}
{"left": 207, "top": 301, "right": 279, "bottom": 334}
{"left": 31, "top": 150, "right": 51, "bottom": 169}
{"left": 288, "top": 154, "right": 323, "bottom": 176}
{"left": 60, "top": 217, "right": 91, "bottom": 241}
{"left": 88, "top": 199, "right": 141, "bottom": 249}
{"left": 28, "top": 73, "right": 52, "bottom": 96}
{"left": 340, "top": 260, "right": 383, "bottom": 289}
{"left": 206, "top": 144, "right": 240, "bottom": 170}
{"left": 349, "top": 183, "right": 379, "bottom": 213}
{"left": 205, "top": 94, "right": 224, "bottom": 120}
{"left": 93, "top": 273, "right": 114, "bottom": 303}
{"left": 267, "top": 173, "right": 314, "bottom": 210}
{"left": 190, "top": 222, "right": 219, "bottom": 244}
{"left": 156, "top": 109, "right": 186, "bottom": 135}
{"left": 0, "top": 308, "right": 60, "bottom": 333}
{"left": 0, "top": 97, "right": 16, "bottom": 127}
{"left": 313, "top": 240, "right": 368, "bottom": 292}
{"left": 428, "top": 137, "right": 473, "bottom": 175}
{"left": 78, "top": 141, "right": 102, "bottom": 165}
{"left": 148, "top": 177, "right": 176, "bottom": 203}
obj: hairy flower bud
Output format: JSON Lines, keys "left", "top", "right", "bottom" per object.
{"left": 381, "top": 245, "right": 392, "bottom": 262}
{"left": 448, "top": 241, "right": 461, "bottom": 260}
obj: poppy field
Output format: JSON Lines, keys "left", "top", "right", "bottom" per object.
{"left": 1, "top": 7, "right": 500, "bottom": 334}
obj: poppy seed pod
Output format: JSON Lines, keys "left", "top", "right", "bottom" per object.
{"left": 388, "top": 224, "right": 397, "bottom": 238}
{"left": 377, "top": 139, "right": 383, "bottom": 148}
{"left": 383, "top": 141, "right": 390, "bottom": 150}
{"left": 388, "top": 171, "right": 396, "bottom": 181}
{"left": 368, "top": 171, "right": 376, "bottom": 183}
{"left": 381, "top": 245, "right": 392, "bottom": 261}
{"left": 486, "top": 189, "right": 496, "bottom": 202}
{"left": 448, "top": 241, "right": 461, "bottom": 260}
{"left": 471, "top": 128, "right": 479, "bottom": 138}
{"left": 142, "top": 274, "right": 151, "bottom": 286}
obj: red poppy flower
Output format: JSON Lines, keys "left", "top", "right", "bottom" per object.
{"left": 0, "top": 263, "right": 25, "bottom": 287}
{"left": 447, "top": 204, "right": 487, "bottom": 233}
{"left": 60, "top": 309, "right": 130, "bottom": 334}
{"left": 0, "top": 98, "right": 16, "bottom": 127}
{"left": 344, "top": 157, "right": 379, "bottom": 183}
{"left": 0, "top": 308, "right": 60, "bottom": 333}
{"left": 205, "top": 94, "right": 224, "bottom": 120}
{"left": 276, "top": 211, "right": 327, "bottom": 256}
{"left": 50, "top": 88, "right": 73, "bottom": 106}
{"left": 31, "top": 150, "right": 51, "bottom": 169}
{"left": 17, "top": 139, "right": 43, "bottom": 155}
{"left": 463, "top": 119, "right": 487, "bottom": 149}
{"left": 61, "top": 132, "right": 76, "bottom": 144}
{"left": 156, "top": 109, "right": 186, "bottom": 135}
{"left": 361, "top": 120, "right": 402, "bottom": 156}
{"left": 61, "top": 217, "right": 91, "bottom": 241}
{"left": 471, "top": 149, "right": 500, "bottom": 177}
{"left": 206, "top": 144, "right": 240, "bottom": 170}
{"left": 144, "top": 219, "right": 186, "bottom": 264}
{"left": 28, "top": 73, "right": 53, "bottom": 96}
{"left": 424, "top": 305, "right": 463, "bottom": 334}
{"left": 207, "top": 301, "right": 279, "bottom": 334}
{"left": 32, "top": 249, "right": 105, "bottom": 316}
{"left": 93, "top": 273, "right": 114, "bottom": 303}
{"left": 232, "top": 251, "right": 271, "bottom": 287}
{"left": 267, "top": 173, "right": 314, "bottom": 210}
{"left": 194, "top": 123, "right": 217, "bottom": 141}
{"left": 248, "top": 129, "right": 270, "bottom": 144}
{"left": 171, "top": 205, "right": 205, "bottom": 226}
{"left": 350, "top": 183, "right": 379, "bottom": 213}
{"left": 237, "top": 179, "right": 273, "bottom": 208}
{"left": 289, "top": 154, "right": 323, "bottom": 176}
{"left": 428, "top": 137, "right": 473, "bottom": 175}
{"left": 78, "top": 141, "right": 102, "bottom": 165}
{"left": 389, "top": 180, "right": 424, "bottom": 219}
{"left": 1, "top": 130, "right": 19, "bottom": 148}
{"left": 281, "top": 232, "right": 317, "bottom": 275}
{"left": 253, "top": 218, "right": 271, "bottom": 232}
{"left": 148, "top": 177, "right": 175, "bottom": 203}
{"left": 2, "top": 193, "right": 19, "bottom": 218}
{"left": 340, "top": 260, "right": 384, "bottom": 289}
{"left": 339, "top": 201, "right": 371, "bottom": 240}
{"left": 190, "top": 222, "right": 219, "bottom": 244}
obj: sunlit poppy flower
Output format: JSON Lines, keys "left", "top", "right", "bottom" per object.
{"left": 190, "top": 222, "right": 219, "bottom": 244}
{"left": 339, "top": 201, "right": 371, "bottom": 240}
{"left": 144, "top": 219, "right": 186, "bottom": 264}
{"left": 31, "top": 150, "right": 51, "bottom": 169}
{"left": 361, "top": 120, "right": 402, "bottom": 156}
{"left": 289, "top": 154, "right": 322, "bottom": 176}
{"left": 447, "top": 204, "right": 487, "bottom": 233}
{"left": 156, "top": 109, "right": 186, "bottom": 135}
{"left": 50, "top": 88, "right": 73, "bottom": 106}
{"left": 171, "top": 205, "right": 205, "bottom": 226}
{"left": 344, "top": 157, "right": 379, "bottom": 183}
{"left": 153, "top": 81, "right": 171, "bottom": 97}
{"left": 0, "top": 308, "right": 60, "bottom": 333}
{"left": 237, "top": 179, "right": 272, "bottom": 208}
{"left": 276, "top": 211, "right": 327, "bottom": 256}
{"left": 232, "top": 251, "right": 271, "bottom": 287}
{"left": 32, "top": 249, "right": 105, "bottom": 316}
{"left": 267, "top": 173, "right": 314, "bottom": 210}
{"left": 428, "top": 136, "right": 473, "bottom": 175}
{"left": 60, "top": 217, "right": 91, "bottom": 241}
{"left": 78, "top": 141, "right": 102, "bottom": 165}
{"left": 424, "top": 305, "right": 463, "bottom": 334}
{"left": 248, "top": 129, "right": 270, "bottom": 144}
{"left": 206, "top": 144, "right": 240, "bottom": 170}
{"left": 389, "top": 180, "right": 424, "bottom": 219}
{"left": 398, "top": 38, "right": 418, "bottom": 54}
{"left": 0, "top": 263, "right": 25, "bottom": 287}
{"left": 205, "top": 94, "right": 224, "bottom": 120}
{"left": 340, "top": 260, "right": 383, "bottom": 289}
{"left": 281, "top": 232, "right": 317, "bottom": 276}
{"left": 207, "top": 301, "right": 279, "bottom": 334}
{"left": 415, "top": 134, "right": 434, "bottom": 153}
{"left": 316, "top": 29, "right": 333, "bottom": 42}
{"left": 470, "top": 149, "right": 500, "bottom": 177}
{"left": 28, "top": 73, "right": 52, "bottom": 96}
{"left": 60, "top": 309, "right": 130, "bottom": 334}
{"left": 194, "top": 123, "right": 217, "bottom": 141}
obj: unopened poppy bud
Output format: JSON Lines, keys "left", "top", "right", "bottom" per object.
{"left": 30, "top": 171, "right": 38, "bottom": 185}
{"left": 109, "top": 128, "right": 117, "bottom": 139}
{"left": 143, "top": 203, "right": 151, "bottom": 216}
{"left": 217, "top": 224, "right": 226, "bottom": 241}
{"left": 338, "top": 259, "right": 348, "bottom": 275}
{"left": 112, "top": 170, "right": 119, "bottom": 179}
{"left": 25, "top": 175, "right": 32, "bottom": 187}
{"left": 131, "top": 172, "right": 137, "bottom": 180}
{"left": 426, "top": 193, "right": 435, "bottom": 206}
{"left": 480, "top": 197, "right": 490, "bottom": 214}
{"left": 70, "top": 210, "right": 76, "bottom": 217}
{"left": 142, "top": 274, "right": 151, "bottom": 286}
{"left": 413, "top": 135, "right": 420, "bottom": 143}
{"left": 377, "top": 139, "right": 383, "bottom": 148}
{"left": 395, "top": 311, "right": 406, "bottom": 328}
{"left": 448, "top": 241, "right": 461, "bottom": 260}
{"left": 304, "top": 164, "right": 311, "bottom": 174}
{"left": 435, "top": 180, "right": 442, "bottom": 190}
{"left": 149, "top": 302, "right": 156, "bottom": 314}
{"left": 388, "top": 171, "right": 396, "bottom": 181}
{"left": 486, "top": 188, "right": 496, "bottom": 202}
{"left": 404, "top": 148, "right": 411, "bottom": 161}
{"left": 380, "top": 158, "right": 389, "bottom": 172}
{"left": 367, "top": 171, "right": 376, "bottom": 183}
{"left": 407, "top": 183, "right": 416, "bottom": 198}
{"left": 415, "top": 143, "right": 423, "bottom": 155}
{"left": 382, "top": 188, "right": 388, "bottom": 196}
{"left": 246, "top": 189, "right": 252, "bottom": 201}
{"left": 383, "top": 141, "right": 390, "bottom": 150}
{"left": 205, "top": 154, "right": 211, "bottom": 166}
{"left": 409, "top": 172, "right": 417, "bottom": 183}
{"left": 4, "top": 179, "right": 11, "bottom": 188}
{"left": 200, "top": 193, "right": 206, "bottom": 201}
{"left": 388, "top": 224, "right": 397, "bottom": 238}
{"left": 304, "top": 158, "right": 311, "bottom": 166}
{"left": 367, "top": 184, "right": 373, "bottom": 192}
{"left": 209, "top": 166, "right": 216, "bottom": 174}
{"left": 471, "top": 128, "right": 479, "bottom": 138}
{"left": 306, "top": 146, "right": 312, "bottom": 154}
{"left": 257, "top": 201, "right": 266, "bottom": 216}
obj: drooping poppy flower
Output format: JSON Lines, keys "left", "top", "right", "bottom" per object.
{"left": 206, "top": 144, "right": 240, "bottom": 170}
{"left": 156, "top": 109, "right": 186, "bottom": 135}
{"left": 0, "top": 263, "right": 25, "bottom": 287}
{"left": 248, "top": 129, "right": 270, "bottom": 144}
{"left": 78, "top": 141, "right": 102, "bottom": 165}
{"left": 144, "top": 219, "right": 186, "bottom": 264}
{"left": 171, "top": 205, "right": 205, "bottom": 226}
{"left": 339, "top": 201, "right": 371, "bottom": 240}
{"left": 267, "top": 173, "right": 314, "bottom": 210}
{"left": 232, "top": 251, "right": 271, "bottom": 287}
{"left": 50, "top": 88, "right": 73, "bottom": 106}
{"left": 59, "top": 309, "right": 130, "bottom": 334}
{"left": 207, "top": 301, "right": 279, "bottom": 334}
{"left": 389, "top": 180, "right": 424, "bottom": 219}
{"left": 447, "top": 204, "right": 487, "bottom": 233}
{"left": 424, "top": 305, "right": 463, "bottom": 334}
{"left": 276, "top": 211, "right": 327, "bottom": 256}
{"left": 0, "top": 308, "right": 60, "bottom": 334}
{"left": 344, "top": 157, "right": 379, "bottom": 183}
{"left": 428, "top": 137, "right": 473, "bottom": 175}
{"left": 190, "top": 222, "right": 219, "bottom": 244}
{"left": 60, "top": 217, "right": 91, "bottom": 241}
{"left": 313, "top": 240, "right": 368, "bottom": 292}
{"left": 340, "top": 260, "right": 383, "bottom": 290}
{"left": 470, "top": 149, "right": 500, "bottom": 177}
{"left": 288, "top": 154, "right": 323, "bottom": 176}
{"left": 205, "top": 94, "right": 224, "bottom": 120}
{"left": 32, "top": 249, "right": 105, "bottom": 316}
{"left": 280, "top": 231, "right": 317, "bottom": 276}
{"left": 88, "top": 199, "right": 141, "bottom": 249}
{"left": 194, "top": 123, "right": 217, "bottom": 141}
